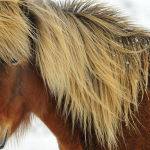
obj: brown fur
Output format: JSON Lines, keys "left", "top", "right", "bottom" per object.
{"left": 24, "top": 0, "right": 150, "bottom": 148}
{"left": 0, "top": 0, "right": 149, "bottom": 149}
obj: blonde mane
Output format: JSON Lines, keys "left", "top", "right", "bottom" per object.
{"left": 0, "top": 0, "right": 31, "bottom": 64}
{"left": 1, "top": 0, "right": 150, "bottom": 149}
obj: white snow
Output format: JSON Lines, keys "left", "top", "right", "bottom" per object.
{"left": 104, "top": 0, "right": 150, "bottom": 28}
{"left": 3, "top": 0, "right": 150, "bottom": 150}
{"left": 4, "top": 117, "right": 59, "bottom": 150}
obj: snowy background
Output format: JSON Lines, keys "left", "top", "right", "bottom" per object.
{"left": 3, "top": 0, "right": 150, "bottom": 150}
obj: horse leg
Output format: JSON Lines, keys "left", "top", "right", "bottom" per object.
{"left": 38, "top": 99, "right": 83, "bottom": 150}
{"left": 58, "top": 141, "right": 82, "bottom": 150}
{"left": 21, "top": 65, "right": 83, "bottom": 150}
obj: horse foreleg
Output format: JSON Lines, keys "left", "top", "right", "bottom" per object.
{"left": 38, "top": 101, "right": 83, "bottom": 150}
{"left": 57, "top": 139, "right": 83, "bottom": 150}
{"left": 22, "top": 66, "right": 84, "bottom": 150}
{"left": 40, "top": 110, "right": 83, "bottom": 149}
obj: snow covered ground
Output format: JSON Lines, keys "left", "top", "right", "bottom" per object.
{"left": 3, "top": 0, "right": 150, "bottom": 150}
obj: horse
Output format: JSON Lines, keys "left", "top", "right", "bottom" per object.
{"left": 0, "top": 0, "right": 150, "bottom": 149}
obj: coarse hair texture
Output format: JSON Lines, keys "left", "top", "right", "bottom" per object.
{"left": 1, "top": 0, "right": 150, "bottom": 149}
{"left": 0, "top": 0, "right": 31, "bottom": 64}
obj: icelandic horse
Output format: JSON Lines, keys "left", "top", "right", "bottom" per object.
{"left": 0, "top": 0, "right": 149, "bottom": 149}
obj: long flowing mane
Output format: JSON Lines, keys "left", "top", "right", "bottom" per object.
{"left": 3, "top": 0, "right": 150, "bottom": 149}
{"left": 0, "top": 0, "right": 31, "bottom": 64}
